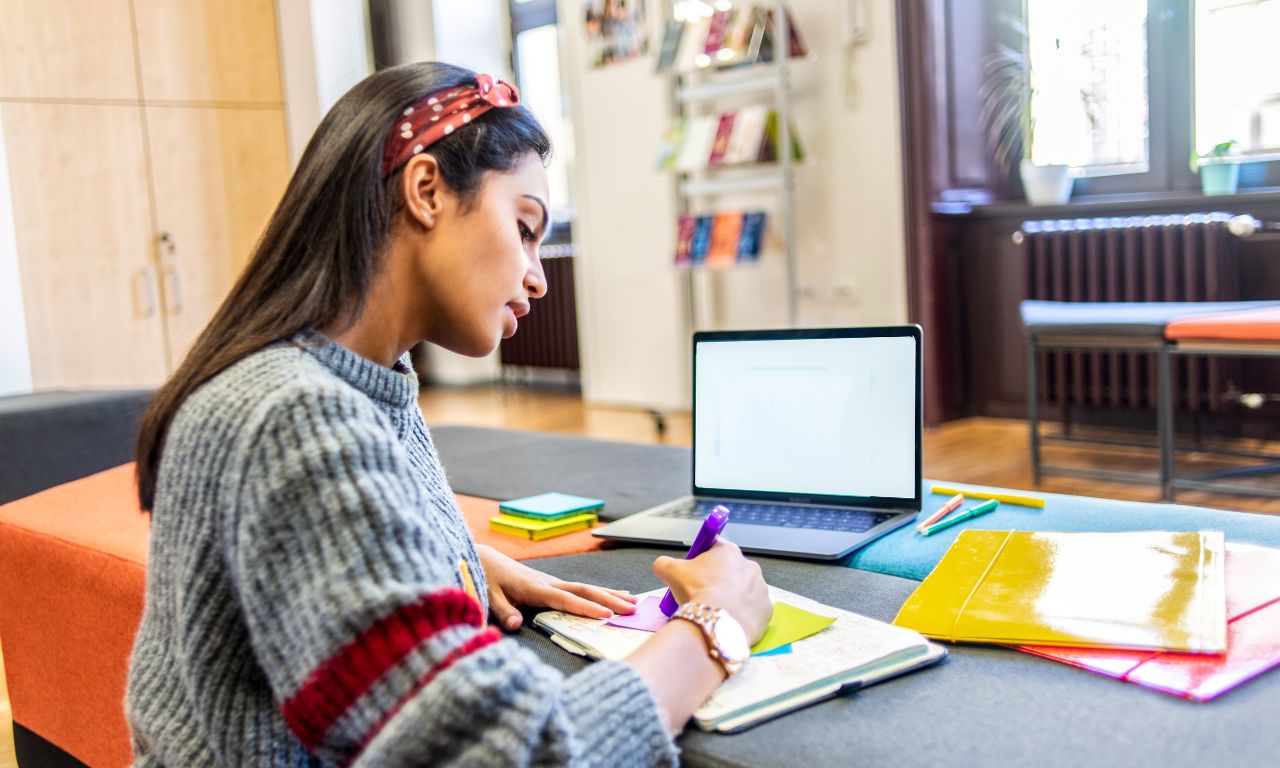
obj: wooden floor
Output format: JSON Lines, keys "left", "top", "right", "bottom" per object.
{"left": 2, "top": 385, "right": 1276, "bottom": 768}
{"left": 419, "top": 384, "right": 1280, "bottom": 515}
{"left": 1, "top": 639, "right": 11, "bottom": 768}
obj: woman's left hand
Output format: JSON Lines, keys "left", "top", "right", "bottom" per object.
{"left": 476, "top": 544, "right": 638, "bottom": 630}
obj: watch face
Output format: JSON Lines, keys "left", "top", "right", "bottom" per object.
{"left": 712, "top": 612, "right": 751, "bottom": 662}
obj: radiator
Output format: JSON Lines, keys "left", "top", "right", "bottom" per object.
{"left": 499, "top": 255, "right": 581, "bottom": 370}
{"left": 1021, "top": 213, "right": 1242, "bottom": 414}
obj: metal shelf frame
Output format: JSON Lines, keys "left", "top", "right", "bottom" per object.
{"left": 666, "top": 0, "right": 801, "bottom": 328}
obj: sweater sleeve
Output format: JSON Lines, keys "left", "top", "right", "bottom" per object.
{"left": 227, "top": 385, "right": 678, "bottom": 767}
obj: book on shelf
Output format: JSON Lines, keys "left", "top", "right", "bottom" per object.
{"left": 656, "top": 119, "right": 685, "bottom": 170}
{"left": 655, "top": 19, "right": 684, "bottom": 71}
{"left": 674, "top": 115, "right": 721, "bottom": 172}
{"left": 660, "top": 4, "right": 807, "bottom": 73}
{"left": 758, "top": 109, "right": 805, "bottom": 164}
{"left": 704, "top": 9, "right": 732, "bottom": 57}
{"left": 673, "top": 16, "right": 710, "bottom": 72}
{"left": 707, "top": 212, "right": 744, "bottom": 267}
{"left": 675, "top": 214, "right": 696, "bottom": 265}
{"left": 674, "top": 210, "right": 768, "bottom": 267}
{"left": 717, "top": 7, "right": 760, "bottom": 68}
{"left": 664, "top": 109, "right": 802, "bottom": 171}
{"left": 689, "top": 215, "right": 714, "bottom": 264}
{"left": 707, "top": 113, "right": 737, "bottom": 165}
{"left": 738, "top": 211, "right": 767, "bottom": 261}
{"left": 724, "top": 105, "right": 769, "bottom": 165}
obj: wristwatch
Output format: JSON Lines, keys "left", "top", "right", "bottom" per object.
{"left": 671, "top": 602, "right": 751, "bottom": 678}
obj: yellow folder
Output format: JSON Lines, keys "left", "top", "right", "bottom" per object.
{"left": 893, "top": 530, "right": 1227, "bottom": 654}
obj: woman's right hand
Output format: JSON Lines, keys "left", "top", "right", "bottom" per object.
{"left": 652, "top": 540, "right": 772, "bottom": 644}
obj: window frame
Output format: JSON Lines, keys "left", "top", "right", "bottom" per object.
{"left": 989, "top": 0, "right": 1280, "bottom": 200}
{"left": 508, "top": 0, "right": 575, "bottom": 244}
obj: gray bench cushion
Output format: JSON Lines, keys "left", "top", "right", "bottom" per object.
{"left": 431, "top": 426, "right": 690, "bottom": 520}
{"left": 0, "top": 389, "right": 151, "bottom": 505}
{"left": 1020, "top": 300, "right": 1280, "bottom": 338}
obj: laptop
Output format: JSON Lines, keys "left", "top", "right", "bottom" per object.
{"left": 594, "top": 326, "right": 922, "bottom": 561}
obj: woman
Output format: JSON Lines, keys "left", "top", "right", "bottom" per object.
{"left": 127, "top": 62, "right": 771, "bottom": 767}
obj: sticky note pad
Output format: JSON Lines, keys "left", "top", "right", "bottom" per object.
{"left": 750, "top": 602, "right": 837, "bottom": 655}
{"left": 488, "top": 511, "right": 598, "bottom": 541}
{"left": 607, "top": 595, "right": 670, "bottom": 632}
{"left": 499, "top": 492, "right": 605, "bottom": 521}
{"left": 753, "top": 643, "right": 793, "bottom": 657}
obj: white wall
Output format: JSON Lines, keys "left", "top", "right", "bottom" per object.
{"left": 559, "top": 0, "right": 910, "bottom": 409}
{"left": 276, "top": 0, "right": 374, "bottom": 166}
{"left": 432, "top": 1, "right": 512, "bottom": 79}
{"left": 559, "top": 0, "right": 690, "bottom": 409}
{"left": 417, "top": 0, "right": 515, "bottom": 385}
{"left": 0, "top": 107, "right": 33, "bottom": 396}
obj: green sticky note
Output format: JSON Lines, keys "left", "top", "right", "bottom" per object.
{"left": 749, "top": 602, "right": 837, "bottom": 655}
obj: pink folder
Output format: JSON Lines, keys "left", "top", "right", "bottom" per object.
{"left": 1016, "top": 543, "right": 1280, "bottom": 701}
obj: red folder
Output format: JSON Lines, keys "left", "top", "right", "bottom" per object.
{"left": 1017, "top": 543, "right": 1280, "bottom": 701}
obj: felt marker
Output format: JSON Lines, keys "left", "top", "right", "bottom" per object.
{"left": 659, "top": 504, "right": 731, "bottom": 617}
{"left": 917, "top": 493, "right": 964, "bottom": 533}
{"left": 921, "top": 499, "right": 999, "bottom": 536}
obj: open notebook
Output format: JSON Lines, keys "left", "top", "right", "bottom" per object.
{"left": 534, "top": 586, "right": 945, "bottom": 733}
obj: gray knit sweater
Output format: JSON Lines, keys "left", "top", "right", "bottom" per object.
{"left": 126, "top": 332, "right": 678, "bottom": 767}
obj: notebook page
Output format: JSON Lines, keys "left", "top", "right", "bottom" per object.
{"left": 535, "top": 586, "right": 931, "bottom": 723}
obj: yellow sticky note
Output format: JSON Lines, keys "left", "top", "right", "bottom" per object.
{"left": 750, "top": 602, "right": 837, "bottom": 655}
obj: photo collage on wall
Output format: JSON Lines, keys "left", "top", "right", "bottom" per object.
{"left": 582, "top": 0, "right": 650, "bottom": 68}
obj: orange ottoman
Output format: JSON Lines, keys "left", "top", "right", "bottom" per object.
{"left": 0, "top": 464, "right": 146, "bottom": 768}
{"left": 0, "top": 466, "right": 609, "bottom": 767}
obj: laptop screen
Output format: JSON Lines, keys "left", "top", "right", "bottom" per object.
{"left": 693, "top": 328, "right": 921, "bottom": 507}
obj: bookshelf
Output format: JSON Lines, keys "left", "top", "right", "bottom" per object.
{"left": 660, "top": 1, "right": 803, "bottom": 327}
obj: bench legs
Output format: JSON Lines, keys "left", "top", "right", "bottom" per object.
{"left": 1028, "top": 337, "right": 1042, "bottom": 485}
{"left": 1158, "top": 345, "right": 1174, "bottom": 501}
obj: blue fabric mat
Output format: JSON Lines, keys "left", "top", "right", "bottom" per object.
{"left": 852, "top": 480, "right": 1280, "bottom": 581}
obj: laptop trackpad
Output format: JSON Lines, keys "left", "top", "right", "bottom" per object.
{"left": 721, "top": 522, "right": 852, "bottom": 557}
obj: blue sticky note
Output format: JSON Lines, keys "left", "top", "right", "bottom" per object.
{"left": 753, "top": 643, "right": 793, "bottom": 657}
{"left": 499, "top": 492, "right": 605, "bottom": 520}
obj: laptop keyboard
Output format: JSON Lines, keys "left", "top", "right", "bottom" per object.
{"left": 654, "top": 500, "right": 897, "bottom": 533}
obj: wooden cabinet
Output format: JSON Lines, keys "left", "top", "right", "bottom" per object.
{"left": 1, "top": 0, "right": 289, "bottom": 388}
{"left": 0, "top": 102, "right": 167, "bottom": 387}
{"left": 0, "top": 0, "right": 138, "bottom": 100}
{"left": 145, "top": 106, "right": 288, "bottom": 363}
{"left": 132, "top": 0, "right": 283, "bottom": 103}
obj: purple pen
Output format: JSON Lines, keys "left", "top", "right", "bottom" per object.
{"left": 659, "top": 504, "right": 731, "bottom": 616}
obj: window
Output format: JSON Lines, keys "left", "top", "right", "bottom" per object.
{"left": 510, "top": 0, "right": 576, "bottom": 236}
{"left": 1195, "top": 0, "right": 1280, "bottom": 160}
{"left": 1027, "top": 0, "right": 1151, "bottom": 176}
{"left": 992, "top": 0, "right": 1280, "bottom": 197}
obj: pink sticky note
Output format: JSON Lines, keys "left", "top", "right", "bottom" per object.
{"left": 606, "top": 595, "right": 670, "bottom": 632}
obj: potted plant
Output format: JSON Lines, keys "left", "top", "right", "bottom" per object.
{"left": 979, "top": 16, "right": 1074, "bottom": 205}
{"left": 1193, "top": 140, "right": 1242, "bottom": 196}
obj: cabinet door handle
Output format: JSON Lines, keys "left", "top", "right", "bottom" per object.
{"left": 133, "top": 266, "right": 157, "bottom": 318}
{"left": 159, "top": 231, "right": 183, "bottom": 314}
{"left": 163, "top": 262, "right": 184, "bottom": 314}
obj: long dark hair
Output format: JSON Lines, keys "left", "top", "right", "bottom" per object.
{"left": 135, "top": 62, "right": 551, "bottom": 510}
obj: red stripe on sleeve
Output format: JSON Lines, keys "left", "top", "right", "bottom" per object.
{"left": 343, "top": 626, "right": 503, "bottom": 766}
{"left": 282, "top": 587, "right": 485, "bottom": 750}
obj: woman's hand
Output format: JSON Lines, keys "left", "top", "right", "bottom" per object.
{"left": 652, "top": 540, "right": 772, "bottom": 644}
{"left": 476, "top": 544, "right": 637, "bottom": 630}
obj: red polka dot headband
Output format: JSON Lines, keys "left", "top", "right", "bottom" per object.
{"left": 380, "top": 73, "right": 522, "bottom": 177}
